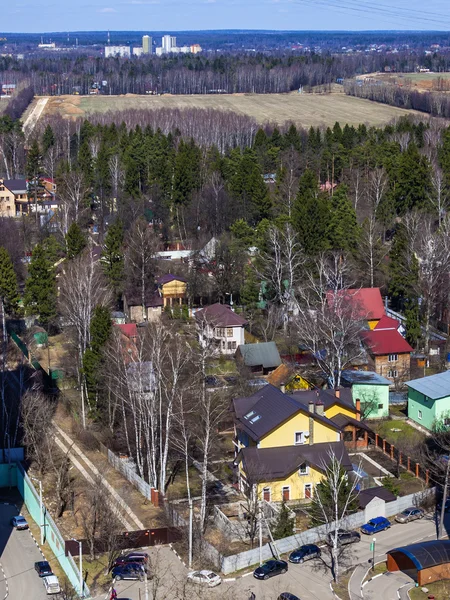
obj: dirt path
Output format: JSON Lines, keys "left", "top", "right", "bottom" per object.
{"left": 22, "top": 96, "right": 49, "bottom": 138}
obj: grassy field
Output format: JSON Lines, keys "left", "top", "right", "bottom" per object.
{"left": 410, "top": 579, "right": 450, "bottom": 599}
{"left": 40, "top": 92, "right": 423, "bottom": 128}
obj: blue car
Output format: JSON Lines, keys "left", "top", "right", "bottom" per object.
{"left": 360, "top": 516, "right": 390, "bottom": 535}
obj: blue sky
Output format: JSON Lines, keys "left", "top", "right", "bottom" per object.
{"left": 3, "top": 0, "right": 450, "bottom": 33}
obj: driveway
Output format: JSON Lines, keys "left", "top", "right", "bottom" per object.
{"left": 363, "top": 571, "right": 414, "bottom": 600}
{"left": 0, "top": 503, "right": 48, "bottom": 599}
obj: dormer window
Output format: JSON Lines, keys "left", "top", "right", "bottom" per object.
{"left": 299, "top": 463, "right": 308, "bottom": 475}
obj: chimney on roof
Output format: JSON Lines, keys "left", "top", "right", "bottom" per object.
{"left": 315, "top": 401, "right": 324, "bottom": 416}
{"left": 355, "top": 398, "right": 361, "bottom": 421}
{"left": 280, "top": 383, "right": 286, "bottom": 394}
{"left": 335, "top": 389, "right": 340, "bottom": 399}
{"left": 308, "top": 399, "right": 315, "bottom": 445}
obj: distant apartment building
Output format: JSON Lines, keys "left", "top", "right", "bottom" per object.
{"left": 132, "top": 47, "right": 143, "bottom": 57}
{"left": 190, "top": 44, "right": 202, "bottom": 54}
{"left": 162, "top": 35, "right": 177, "bottom": 53}
{"left": 142, "top": 35, "right": 152, "bottom": 54}
{"left": 155, "top": 36, "right": 201, "bottom": 56}
{"left": 105, "top": 46, "right": 131, "bottom": 58}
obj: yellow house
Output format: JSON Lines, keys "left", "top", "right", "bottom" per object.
{"left": 233, "top": 384, "right": 356, "bottom": 501}
{"left": 156, "top": 274, "right": 187, "bottom": 307}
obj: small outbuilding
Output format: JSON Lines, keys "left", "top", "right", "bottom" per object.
{"left": 236, "top": 341, "right": 281, "bottom": 375}
{"left": 387, "top": 540, "right": 450, "bottom": 585}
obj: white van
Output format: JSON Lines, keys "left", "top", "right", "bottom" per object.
{"left": 43, "top": 575, "right": 61, "bottom": 594}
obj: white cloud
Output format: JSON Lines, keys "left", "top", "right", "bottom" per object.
{"left": 98, "top": 7, "right": 117, "bottom": 12}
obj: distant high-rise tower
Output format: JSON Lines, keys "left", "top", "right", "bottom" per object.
{"left": 162, "top": 35, "right": 176, "bottom": 53}
{"left": 142, "top": 35, "right": 152, "bottom": 54}
{"left": 107, "top": 30, "right": 111, "bottom": 45}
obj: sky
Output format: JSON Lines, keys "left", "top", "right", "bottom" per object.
{"left": 3, "top": 0, "right": 450, "bottom": 33}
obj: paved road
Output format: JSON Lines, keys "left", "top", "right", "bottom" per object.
{"left": 98, "top": 515, "right": 448, "bottom": 600}
{"left": 0, "top": 503, "right": 48, "bottom": 599}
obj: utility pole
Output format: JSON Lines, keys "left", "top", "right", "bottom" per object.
{"left": 188, "top": 499, "right": 193, "bottom": 569}
{"left": 439, "top": 458, "right": 450, "bottom": 539}
{"left": 259, "top": 498, "right": 263, "bottom": 566}
{"left": 371, "top": 537, "right": 376, "bottom": 570}
{"left": 72, "top": 538, "right": 83, "bottom": 597}
{"left": 144, "top": 571, "right": 149, "bottom": 600}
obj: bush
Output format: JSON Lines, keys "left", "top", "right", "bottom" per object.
{"left": 381, "top": 476, "right": 400, "bottom": 497}
{"left": 273, "top": 501, "right": 295, "bottom": 540}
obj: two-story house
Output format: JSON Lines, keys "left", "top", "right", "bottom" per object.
{"left": 156, "top": 274, "right": 187, "bottom": 307}
{"left": 195, "top": 303, "right": 247, "bottom": 355}
{"left": 340, "top": 370, "right": 391, "bottom": 419}
{"left": 232, "top": 384, "right": 355, "bottom": 502}
{"left": 406, "top": 370, "right": 450, "bottom": 430}
{"left": 0, "top": 179, "right": 29, "bottom": 216}
{"left": 360, "top": 326, "right": 413, "bottom": 386}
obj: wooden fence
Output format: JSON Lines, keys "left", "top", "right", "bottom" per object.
{"left": 367, "top": 430, "right": 429, "bottom": 483}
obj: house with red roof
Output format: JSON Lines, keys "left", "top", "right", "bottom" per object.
{"left": 327, "top": 287, "right": 386, "bottom": 330}
{"left": 195, "top": 303, "right": 247, "bottom": 355}
{"left": 360, "top": 327, "right": 413, "bottom": 386}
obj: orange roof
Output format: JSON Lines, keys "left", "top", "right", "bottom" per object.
{"left": 267, "top": 364, "right": 291, "bottom": 387}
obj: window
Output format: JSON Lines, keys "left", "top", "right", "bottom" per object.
{"left": 263, "top": 487, "right": 271, "bottom": 502}
{"left": 298, "top": 463, "right": 308, "bottom": 475}
{"left": 418, "top": 410, "right": 423, "bottom": 420}
{"left": 388, "top": 354, "right": 398, "bottom": 362}
{"left": 294, "top": 432, "right": 305, "bottom": 445}
{"left": 388, "top": 369, "right": 398, "bottom": 378}
{"left": 444, "top": 418, "right": 450, "bottom": 427}
{"left": 216, "top": 327, "right": 225, "bottom": 338}
{"left": 227, "top": 328, "right": 233, "bottom": 337}
{"left": 304, "top": 484, "right": 312, "bottom": 499}
{"left": 282, "top": 486, "right": 290, "bottom": 501}
{"left": 227, "top": 342, "right": 232, "bottom": 350}
{"left": 231, "top": 341, "right": 236, "bottom": 350}
{"left": 378, "top": 403, "right": 383, "bottom": 410}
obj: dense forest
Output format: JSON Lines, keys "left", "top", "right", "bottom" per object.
{"left": 3, "top": 49, "right": 450, "bottom": 95}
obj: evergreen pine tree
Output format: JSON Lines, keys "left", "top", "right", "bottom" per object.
{"left": 309, "top": 461, "right": 359, "bottom": 528}
{"left": 292, "top": 170, "right": 330, "bottom": 255}
{"left": 90, "top": 305, "right": 112, "bottom": 353}
{"left": 388, "top": 223, "right": 419, "bottom": 312}
{"left": 83, "top": 305, "right": 112, "bottom": 415}
{"left": 26, "top": 139, "right": 42, "bottom": 219}
{"left": 66, "top": 223, "right": 87, "bottom": 259}
{"left": 42, "top": 125, "right": 55, "bottom": 153}
{"left": 273, "top": 501, "right": 295, "bottom": 540}
{"left": 327, "top": 186, "right": 360, "bottom": 252}
{"left": 240, "top": 266, "right": 260, "bottom": 311}
{"left": 101, "top": 220, "right": 124, "bottom": 297}
{"left": 405, "top": 298, "right": 421, "bottom": 348}
{"left": 24, "top": 244, "right": 57, "bottom": 327}
{"left": 0, "top": 247, "right": 19, "bottom": 314}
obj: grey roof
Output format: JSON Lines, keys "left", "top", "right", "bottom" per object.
{"left": 388, "top": 540, "right": 450, "bottom": 571}
{"left": 239, "top": 441, "right": 352, "bottom": 482}
{"left": 233, "top": 384, "right": 340, "bottom": 442}
{"left": 358, "top": 486, "right": 396, "bottom": 508}
{"left": 341, "top": 370, "right": 392, "bottom": 386}
{"left": 3, "top": 179, "right": 27, "bottom": 193}
{"left": 406, "top": 370, "right": 450, "bottom": 400}
{"left": 237, "top": 342, "right": 281, "bottom": 369}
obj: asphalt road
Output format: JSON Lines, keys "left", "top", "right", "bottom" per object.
{"left": 0, "top": 503, "right": 49, "bottom": 600}
{"left": 97, "top": 514, "right": 448, "bottom": 600}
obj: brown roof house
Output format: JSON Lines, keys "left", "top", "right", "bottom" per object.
{"left": 195, "top": 303, "right": 247, "bottom": 356}
{"left": 123, "top": 287, "right": 163, "bottom": 323}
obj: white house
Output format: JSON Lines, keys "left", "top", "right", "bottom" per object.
{"left": 195, "top": 303, "right": 247, "bottom": 355}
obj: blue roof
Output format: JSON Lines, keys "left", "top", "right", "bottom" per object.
{"left": 406, "top": 370, "right": 450, "bottom": 400}
{"left": 341, "top": 370, "right": 391, "bottom": 386}
{"left": 388, "top": 540, "right": 450, "bottom": 570}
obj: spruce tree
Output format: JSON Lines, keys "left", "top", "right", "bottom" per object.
{"left": 293, "top": 170, "right": 330, "bottom": 255}
{"left": 26, "top": 139, "right": 42, "bottom": 220}
{"left": 273, "top": 501, "right": 295, "bottom": 540}
{"left": 309, "top": 462, "right": 358, "bottom": 528}
{"left": 327, "top": 186, "right": 360, "bottom": 253}
{"left": 42, "top": 125, "right": 55, "bottom": 153}
{"left": 101, "top": 220, "right": 124, "bottom": 297}
{"left": 24, "top": 244, "right": 57, "bottom": 327}
{"left": 0, "top": 247, "right": 19, "bottom": 314}
{"left": 388, "top": 223, "right": 419, "bottom": 312}
{"left": 66, "top": 223, "right": 86, "bottom": 259}
{"left": 240, "top": 266, "right": 260, "bottom": 311}
{"left": 405, "top": 298, "right": 421, "bottom": 348}
{"left": 83, "top": 306, "right": 112, "bottom": 415}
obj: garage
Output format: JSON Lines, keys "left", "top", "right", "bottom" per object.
{"left": 387, "top": 540, "right": 450, "bottom": 586}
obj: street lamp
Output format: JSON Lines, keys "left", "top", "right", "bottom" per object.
{"left": 72, "top": 538, "right": 84, "bottom": 598}
{"left": 30, "top": 476, "right": 44, "bottom": 545}
{"left": 371, "top": 537, "right": 376, "bottom": 571}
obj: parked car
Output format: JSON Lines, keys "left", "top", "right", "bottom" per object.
{"left": 253, "top": 559, "right": 288, "bottom": 580}
{"left": 10, "top": 515, "right": 28, "bottom": 530}
{"left": 289, "top": 544, "right": 321, "bottom": 563}
{"left": 360, "top": 517, "right": 391, "bottom": 535}
{"left": 395, "top": 507, "right": 424, "bottom": 524}
{"left": 187, "top": 570, "right": 222, "bottom": 587}
{"left": 35, "top": 561, "right": 53, "bottom": 577}
{"left": 113, "top": 552, "right": 149, "bottom": 567}
{"left": 111, "top": 564, "right": 145, "bottom": 581}
{"left": 42, "top": 575, "right": 61, "bottom": 595}
{"left": 326, "top": 529, "right": 360, "bottom": 546}
{"left": 278, "top": 594, "right": 301, "bottom": 600}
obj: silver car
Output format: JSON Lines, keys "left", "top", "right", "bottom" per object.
{"left": 395, "top": 507, "right": 424, "bottom": 523}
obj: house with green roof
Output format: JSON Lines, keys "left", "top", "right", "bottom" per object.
{"left": 341, "top": 370, "right": 391, "bottom": 419}
{"left": 236, "top": 341, "right": 281, "bottom": 375}
{"left": 407, "top": 371, "right": 450, "bottom": 431}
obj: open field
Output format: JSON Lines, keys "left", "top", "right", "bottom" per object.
{"left": 38, "top": 92, "right": 424, "bottom": 128}
{"left": 358, "top": 71, "right": 450, "bottom": 91}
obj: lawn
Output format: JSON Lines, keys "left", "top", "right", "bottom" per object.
{"left": 410, "top": 579, "right": 450, "bottom": 599}
{"left": 40, "top": 92, "right": 423, "bottom": 128}
{"left": 331, "top": 568, "right": 353, "bottom": 600}
{"left": 370, "top": 419, "right": 426, "bottom": 448}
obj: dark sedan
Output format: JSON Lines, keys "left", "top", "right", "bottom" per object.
{"left": 111, "top": 564, "right": 145, "bottom": 581}
{"left": 289, "top": 544, "right": 321, "bottom": 564}
{"left": 253, "top": 559, "right": 288, "bottom": 580}
{"left": 113, "top": 552, "right": 149, "bottom": 568}
{"left": 35, "top": 561, "right": 53, "bottom": 577}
